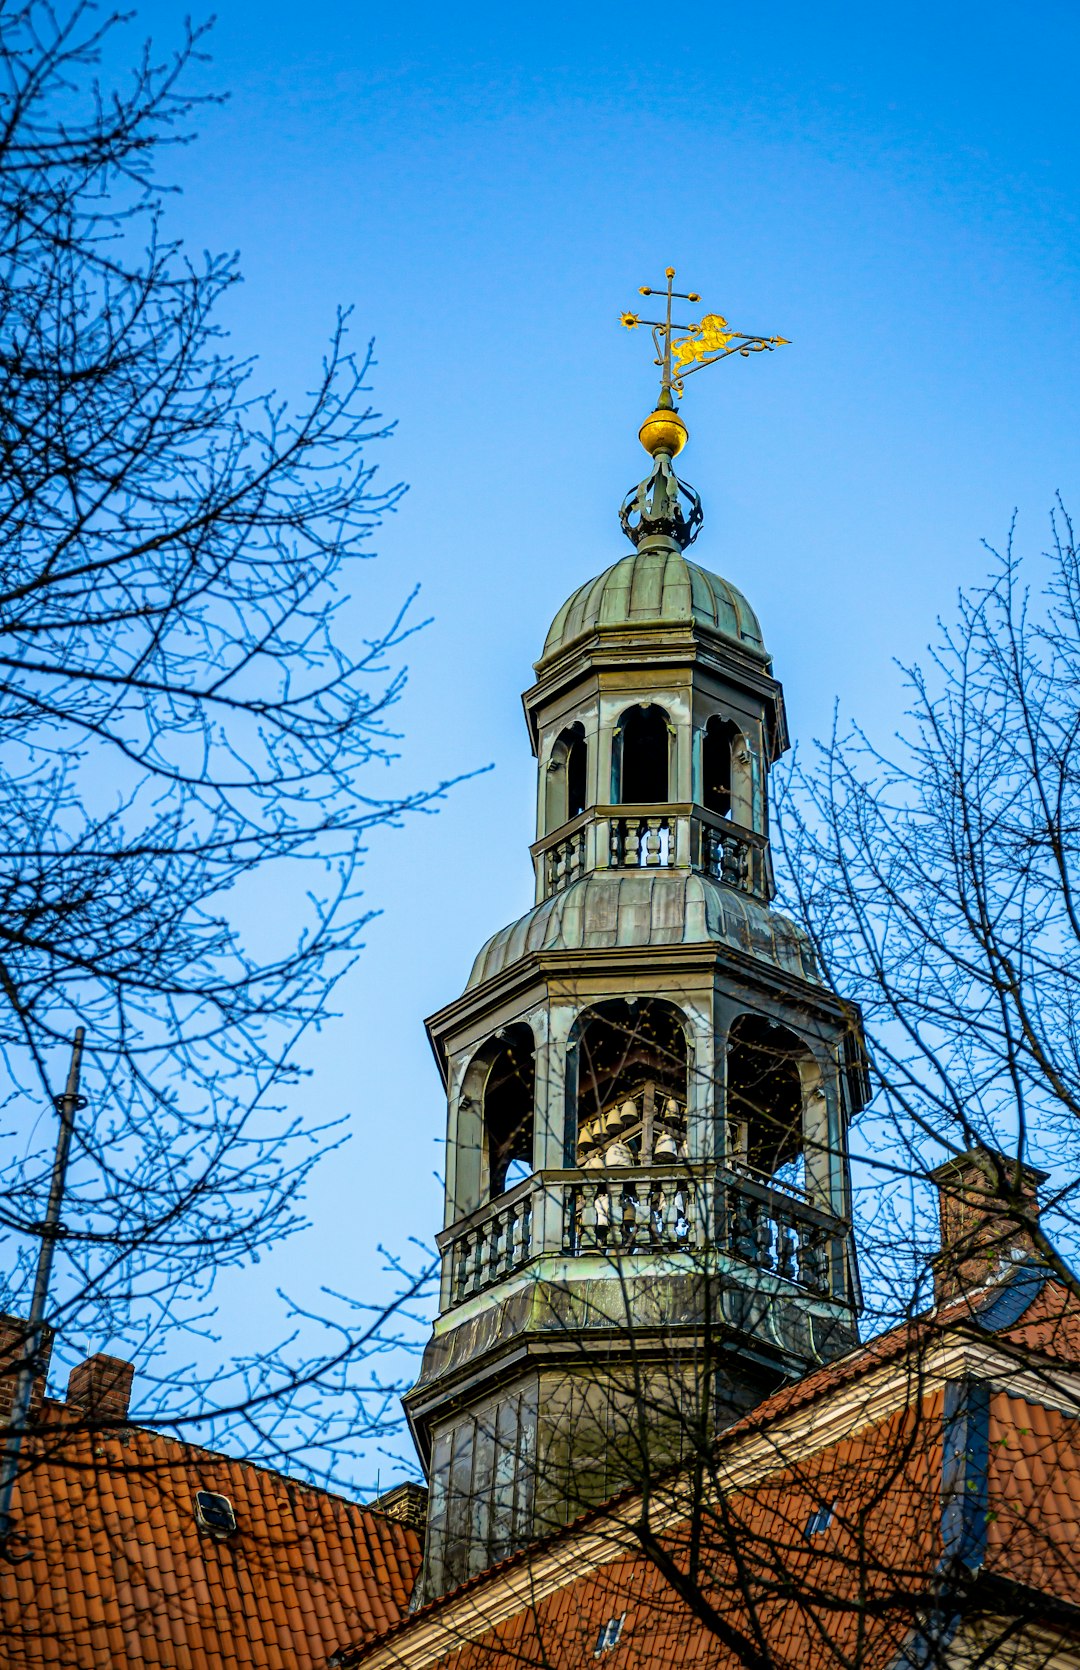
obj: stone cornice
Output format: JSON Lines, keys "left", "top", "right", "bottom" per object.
{"left": 425, "top": 937, "right": 848, "bottom": 1073}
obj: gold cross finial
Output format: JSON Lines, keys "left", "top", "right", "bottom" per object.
{"left": 619, "top": 266, "right": 790, "bottom": 406}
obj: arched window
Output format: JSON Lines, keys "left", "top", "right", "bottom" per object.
{"left": 568, "top": 998, "right": 688, "bottom": 1167}
{"left": 701, "top": 716, "right": 753, "bottom": 826}
{"left": 725, "top": 1015, "right": 820, "bottom": 1192}
{"left": 566, "top": 728, "right": 587, "bottom": 820}
{"left": 545, "top": 723, "right": 588, "bottom": 831}
{"left": 702, "top": 717, "right": 736, "bottom": 816}
{"left": 480, "top": 1024, "right": 535, "bottom": 1198}
{"left": 613, "top": 704, "right": 670, "bottom": 804}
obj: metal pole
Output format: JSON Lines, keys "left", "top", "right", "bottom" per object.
{"left": 0, "top": 1028, "right": 86, "bottom": 1538}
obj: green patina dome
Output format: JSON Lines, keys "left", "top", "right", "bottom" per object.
{"left": 466, "top": 870, "right": 819, "bottom": 992}
{"left": 540, "top": 545, "right": 767, "bottom": 665}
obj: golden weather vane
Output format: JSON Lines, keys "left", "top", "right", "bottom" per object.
{"left": 614, "top": 269, "right": 789, "bottom": 550}
{"left": 619, "top": 266, "right": 789, "bottom": 402}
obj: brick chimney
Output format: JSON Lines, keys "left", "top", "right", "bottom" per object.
{"left": 369, "top": 1481, "right": 427, "bottom": 1529}
{"left": 0, "top": 1314, "right": 53, "bottom": 1423}
{"left": 930, "top": 1147, "right": 1048, "bottom": 1301}
{"left": 65, "top": 1353, "right": 134, "bottom": 1422}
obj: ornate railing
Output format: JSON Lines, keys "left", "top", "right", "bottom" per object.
{"left": 696, "top": 810, "right": 772, "bottom": 902}
{"left": 531, "top": 805, "right": 772, "bottom": 903}
{"left": 545, "top": 826, "right": 586, "bottom": 893}
{"left": 442, "top": 1181, "right": 534, "bottom": 1305}
{"left": 609, "top": 814, "right": 676, "bottom": 869}
{"left": 563, "top": 1169, "right": 694, "bottom": 1254}
{"left": 438, "top": 1167, "right": 849, "bottom": 1309}
{"left": 716, "top": 1168, "right": 838, "bottom": 1297}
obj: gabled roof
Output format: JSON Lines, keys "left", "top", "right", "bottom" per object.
{"left": 337, "top": 1262, "right": 1080, "bottom": 1670}
{"left": 0, "top": 1407, "right": 423, "bottom": 1669}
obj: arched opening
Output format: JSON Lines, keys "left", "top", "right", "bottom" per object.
{"left": 570, "top": 998, "right": 688, "bottom": 1167}
{"left": 613, "top": 705, "right": 670, "bottom": 805}
{"left": 702, "top": 717, "right": 737, "bottom": 817}
{"left": 566, "top": 728, "right": 587, "bottom": 820}
{"left": 471, "top": 1024, "right": 535, "bottom": 1199}
{"left": 702, "top": 716, "right": 753, "bottom": 825}
{"left": 545, "top": 723, "right": 588, "bottom": 832}
{"left": 725, "top": 1015, "right": 819, "bottom": 1192}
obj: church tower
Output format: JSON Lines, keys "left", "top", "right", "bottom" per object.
{"left": 405, "top": 275, "right": 869, "bottom": 1600}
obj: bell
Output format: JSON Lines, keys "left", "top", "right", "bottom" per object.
{"left": 652, "top": 1131, "right": 678, "bottom": 1162}
{"left": 582, "top": 1148, "right": 606, "bottom": 1170}
{"left": 619, "top": 1097, "right": 639, "bottom": 1127}
{"left": 602, "top": 1103, "right": 624, "bottom": 1136}
{"left": 664, "top": 1097, "right": 681, "bottom": 1121}
{"left": 604, "top": 1140, "right": 634, "bottom": 1168}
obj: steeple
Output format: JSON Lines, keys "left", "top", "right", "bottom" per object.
{"left": 405, "top": 276, "right": 866, "bottom": 1602}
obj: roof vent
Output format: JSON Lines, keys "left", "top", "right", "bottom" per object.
{"left": 194, "top": 1490, "right": 237, "bottom": 1537}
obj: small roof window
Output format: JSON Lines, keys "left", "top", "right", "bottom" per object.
{"left": 594, "top": 1614, "right": 626, "bottom": 1656}
{"left": 194, "top": 1490, "right": 237, "bottom": 1537}
{"left": 804, "top": 1501, "right": 835, "bottom": 1538}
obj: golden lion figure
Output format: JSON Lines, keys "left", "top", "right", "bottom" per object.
{"left": 671, "top": 313, "right": 734, "bottom": 373}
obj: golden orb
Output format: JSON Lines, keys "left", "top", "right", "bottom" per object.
{"left": 638, "top": 405, "right": 688, "bottom": 458}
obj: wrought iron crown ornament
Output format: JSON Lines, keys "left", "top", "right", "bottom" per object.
{"left": 617, "top": 266, "right": 789, "bottom": 551}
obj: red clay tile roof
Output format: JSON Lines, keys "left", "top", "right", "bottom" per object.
{"left": 359, "top": 1379, "right": 1080, "bottom": 1670}
{"left": 987, "top": 1391, "right": 1080, "bottom": 1604}
{"left": 363, "top": 1401, "right": 948, "bottom": 1670}
{"left": 0, "top": 1407, "right": 423, "bottom": 1669}
{"left": 340, "top": 1266, "right": 1080, "bottom": 1670}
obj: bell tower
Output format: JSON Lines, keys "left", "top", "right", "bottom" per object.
{"left": 405, "top": 274, "right": 868, "bottom": 1600}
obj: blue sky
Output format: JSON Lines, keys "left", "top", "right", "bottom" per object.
{"left": 106, "top": 0, "right": 1079, "bottom": 1476}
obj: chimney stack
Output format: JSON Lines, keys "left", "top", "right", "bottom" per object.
{"left": 930, "top": 1147, "right": 1048, "bottom": 1301}
{"left": 369, "top": 1481, "right": 427, "bottom": 1529}
{"left": 0, "top": 1313, "right": 53, "bottom": 1423}
{"left": 65, "top": 1353, "right": 134, "bottom": 1423}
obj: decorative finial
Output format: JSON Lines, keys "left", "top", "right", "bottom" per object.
{"left": 617, "top": 266, "right": 789, "bottom": 549}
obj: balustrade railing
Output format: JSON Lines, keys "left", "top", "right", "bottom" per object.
{"left": 716, "top": 1168, "right": 837, "bottom": 1297}
{"left": 445, "top": 1185, "right": 533, "bottom": 1305}
{"left": 609, "top": 814, "right": 676, "bottom": 869}
{"left": 563, "top": 1169, "right": 694, "bottom": 1255}
{"left": 697, "top": 813, "right": 771, "bottom": 901}
{"left": 532, "top": 806, "right": 774, "bottom": 902}
{"left": 438, "top": 1167, "right": 848, "bottom": 1310}
{"left": 545, "top": 826, "right": 586, "bottom": 893}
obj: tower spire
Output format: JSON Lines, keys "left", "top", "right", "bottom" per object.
{"left": 618, "top": 265, "right": 789, "bottom": 550}
{"left": 406, "top": 281, "right": 863, "bottom": 1606}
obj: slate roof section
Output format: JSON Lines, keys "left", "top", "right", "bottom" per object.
{"left": 0, "top": 1413, "right": 423, "bottom": 1669}
{"left": 466, "top": 869, "right": 820, "bottom": 991}
{"left": 540, "top": 548, "right": 767, "bottom": 666}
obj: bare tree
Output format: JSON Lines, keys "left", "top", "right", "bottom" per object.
{"left": 0, "top": 0, "right": 442, "bottom": 1498}
{"left": 778, "top": 506, "right": 1080, "bottom": 1294}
